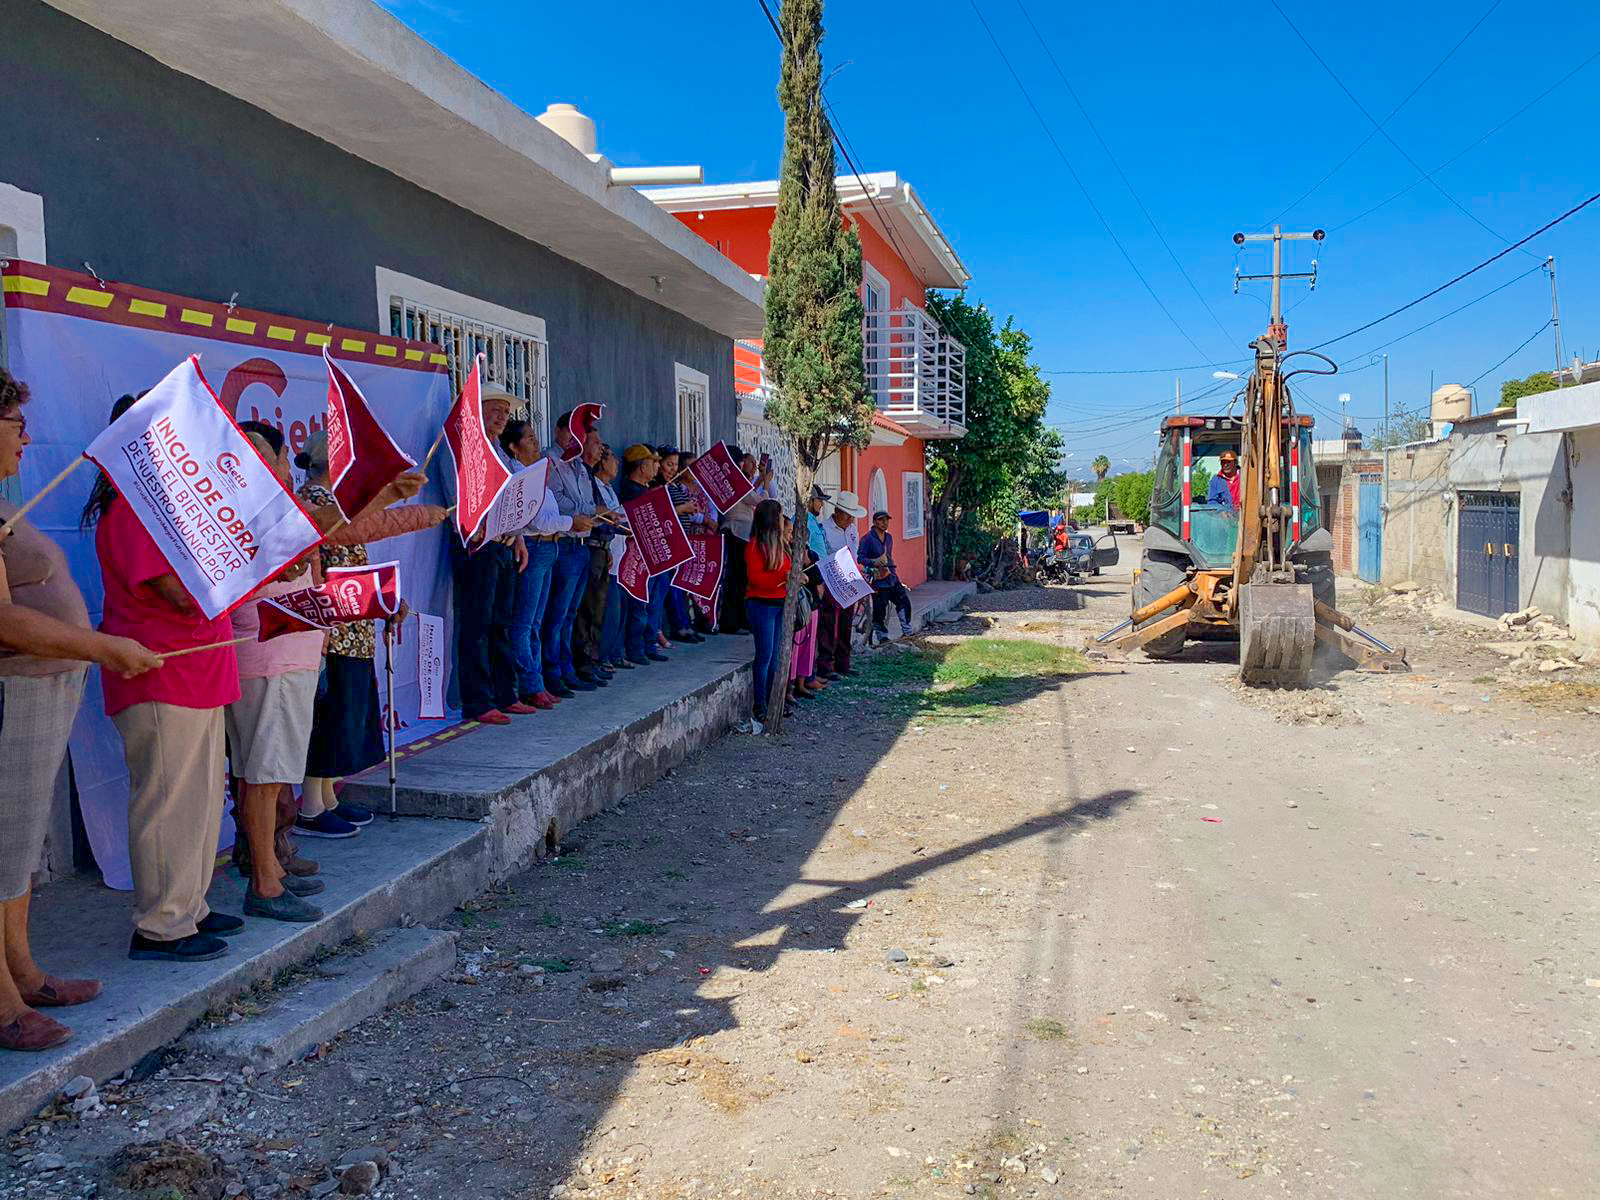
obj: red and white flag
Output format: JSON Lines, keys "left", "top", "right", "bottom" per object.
{"left": 621, "top": 486, "right": 693, "bottom": 577}
{"left": 322, "top": 348, "right": 415, "bottom": 519}
{"left": 442, "top": 356, "right": 511, "bottom": 542}
{"left": 617, "top": 537, "right": 650, "bottom": 604}
{"left": 257, "top": 561, "right": 402, "bottom": 640}
{"left": 686, "top": 440, "right": 754, "bottom": 515}
{"left": 83, "top": 355, "right": 322, "bottom": 619}
{"left": 671, "top": 533, "right": 724, "bottom": 601}
{"left": 562, "top": 402, "right": 603, "bottom": 462}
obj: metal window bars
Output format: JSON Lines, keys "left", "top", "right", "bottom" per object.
{"left": 862, "top": 307, "right": 966, "bottom": 435}
{"left": 389, "top": 296, "right": 549, "bottom": 437}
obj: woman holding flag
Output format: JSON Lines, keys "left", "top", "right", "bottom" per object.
{"left": 0, "top": 371, "right": 164, "bottom": 1051}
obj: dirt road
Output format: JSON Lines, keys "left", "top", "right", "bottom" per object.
{"left": 7, "top": 542, "right": 1598, "bottom": 1199}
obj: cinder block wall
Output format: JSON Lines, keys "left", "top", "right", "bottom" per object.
{"left": 1381, "top": 443, "right": 1452, "bottom": 597}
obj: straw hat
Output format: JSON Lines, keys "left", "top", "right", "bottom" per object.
{"left": 832, "top": 490, "right": 867, "bottom": 518}
{"left": 624, "top": 443, "right": 660, "bottom": 465}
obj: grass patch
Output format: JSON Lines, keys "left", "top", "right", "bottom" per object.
{"left": 535, "top": 908, "right": 560, "bottom": 929}
{"left": 1471, "top": 675, "right": 1497, "bottom": 685}
{"left": 827, "top": 637, "right": 1087, "bottom": 722}
{"left": 604, "top": 919, "right": 663, "bottom": 938}
{"left": 1023, "top": 1017, "right": 1070, "bottom": 1040}
{"left": 535, "top": 956, "right": 576, "bottom": 973}
{"left": 661, "top": 867, "right": 687, "bottom": 881}
{"left": 550, "top": 854, "right": 587, "bottom": 872}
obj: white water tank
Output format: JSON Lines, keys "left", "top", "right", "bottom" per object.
{"left": 1431, "top": 383, "right": 1472, "bottom": 434}
{"left": 537, "top": 103, "right": 597, "bottom": 156}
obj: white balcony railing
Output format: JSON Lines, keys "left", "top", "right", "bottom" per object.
{"left": 863, "top": 307, "right": 966, "bottom": 437}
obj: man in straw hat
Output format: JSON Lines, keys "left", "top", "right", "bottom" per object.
{"left": 815, "top": 489, "right": 866, "bottom": 679}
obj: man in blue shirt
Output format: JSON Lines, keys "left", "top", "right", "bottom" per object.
{"left": 805, "top": 484, "right": 830, "bottom": 565}
{"left": 859, "top": 510, "right": 913, "bottom": 645}
{"left": 1206, "top": 449, "right": 1241, "bottom": 509}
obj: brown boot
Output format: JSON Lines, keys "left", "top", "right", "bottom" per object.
{"left": 0, "top": 1009, "right": 72, "bottom": 1052}
{"left": 19, "top": 977, "right": 103, "bottom": 1008}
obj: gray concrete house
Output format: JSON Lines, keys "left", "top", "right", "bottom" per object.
{"left": 0, "top": 0, "right": 763, "bottom": 446}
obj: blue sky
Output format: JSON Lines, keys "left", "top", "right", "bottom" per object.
{"left": 380, "top": 0, "right": 1599, "bottom": 475}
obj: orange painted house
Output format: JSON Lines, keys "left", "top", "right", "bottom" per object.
{"left": 646, "top": 172, "right": 970, "bottom": 588}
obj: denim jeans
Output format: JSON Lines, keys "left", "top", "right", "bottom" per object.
{"left": 644, "top": 573, "right": 669, "bottom": 648}
{"left": 511, "top": 539, "right": 559, "bottom": 696}
{"left": 624, "top": 590, "right": 651, "bottom": 660}
{"left": 666, "top": 585, "right": 692, "bottom": 635}
{"left": 746, "top": 597, "right": 785, "bottom": 719}
{"left": 542, "top": 540, "right": 591, "bottom": 686}
{"left": 600, "top": 578, "right": 625, "bottom": 663}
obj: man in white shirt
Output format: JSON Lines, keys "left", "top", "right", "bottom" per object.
{"left": 542, "top": 410, "right": 601, "bottom": 696}
{"left": 816, "top": 490, "right": 866, "bottom": 678}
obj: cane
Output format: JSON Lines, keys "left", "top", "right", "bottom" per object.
{"left": 383, "top": 621, "right": 398, "bottom": 822}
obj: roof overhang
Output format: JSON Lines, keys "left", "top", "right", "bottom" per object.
{"left": 869, "top": 412, "right": 911, "bottom": 446}
{"left": 44, "top": 0, "right": 765, "bottom": 339}
{"left": 645, "top": 171, "right": 970, "bottom": 290}
{"left": 1521, "top": 380, "right": 1600, "bottom": 433}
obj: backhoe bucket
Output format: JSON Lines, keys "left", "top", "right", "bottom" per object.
{"left": 1238, "top": 581, "right": 1315, "bottom": 687}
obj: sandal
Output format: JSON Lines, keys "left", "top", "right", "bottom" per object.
{"left": 19, "top": 977, "right": 103, "bottom": 1008}
{"left": 0, "top": 1009, "right": 73, "bottom": 1052}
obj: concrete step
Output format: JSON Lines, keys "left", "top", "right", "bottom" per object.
{"left": 183, "top": 927, "right": 458, "bottom": 1071}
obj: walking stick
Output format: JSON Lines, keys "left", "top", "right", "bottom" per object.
{"left": 384, "top": 621, "right": 398, "bottom": 822}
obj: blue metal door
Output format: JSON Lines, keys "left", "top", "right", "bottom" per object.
{"left": 1457, "top": 492, "right": 1520, "bottom": 617}
{"left": 1357, "top": 478, "right": 1382, "bottom": 583}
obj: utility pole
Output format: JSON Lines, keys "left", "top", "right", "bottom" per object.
{"left": 1546, "top": 256, "right": 1567, "bottom": 382}
{"left": 1233, "top": 224, "right": 1326, "bottom": 347}
{"left": 1382, "top": 353, "right": 1389, "bottom": 445}
{"left": 1175, "top": 376, "right": 1182, "bottom": 415}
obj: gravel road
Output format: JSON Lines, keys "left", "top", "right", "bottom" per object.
{"left": 6, "top": 541, "right": 1597, "bottom": 1200}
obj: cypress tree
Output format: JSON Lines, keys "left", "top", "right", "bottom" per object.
{"left": 760, "top": 0, "right": 871, "bottom": 732}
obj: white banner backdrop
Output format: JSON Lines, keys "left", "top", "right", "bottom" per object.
{"left": 3, "top": 264, "right": 457, "bottom": 888}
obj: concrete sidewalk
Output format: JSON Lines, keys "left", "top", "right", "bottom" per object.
{"left": 0, "top": 584, "right": 974, "bottom": 1132}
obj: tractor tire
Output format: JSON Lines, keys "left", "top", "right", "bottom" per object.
{"left": 1134, "top": 550, "right": 1189, "bottom": 659}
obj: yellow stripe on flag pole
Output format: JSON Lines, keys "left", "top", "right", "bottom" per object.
{"left": 0, "top": 457, "right": 90, "bottom": 540}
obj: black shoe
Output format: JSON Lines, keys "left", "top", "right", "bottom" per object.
{"left": 646, "top": 650, "right": 670, "bottom": 663}
{"left": 333, "top": 802, "right": 374, "bottom": 826}
{"left": 668, "top": 631, "right": 695, "bottom": 643}
{"left": 626, "top": 654, "right": 650, "bottom": 666}
{"left": 685, "top": 632, "right": 706, "bottom": 644}
{"left": 197, "top": 913, "right": 245, "bottom": 938}
{"left": 282, "top": 875, "right": 325, "bottom": 897}
{"left": 567, "top": 677, "right": 598, "bottom": 692}
{"left": 129, "top": 931, "right": 229, "bottom": 962}
{"left": 552, "top": 684, "right": 576, "bottom": 698}
{"left": 244, "top": 888, "right": 323, "bottom": 924}
{"left": 612, "top": 658, "right": 636, "bottom": 669}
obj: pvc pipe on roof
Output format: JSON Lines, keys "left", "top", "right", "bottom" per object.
{"left": 609, "top": 165, "right": 705, "bottom": 187}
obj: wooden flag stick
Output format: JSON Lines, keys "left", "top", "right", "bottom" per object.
{"left": 420, "top": 429, "right": 447, "bottom": 471}
{"left": 154, "top": 634, "right": 252, "bottom": 662}
{"left": 0, "top": 457, "right": 89, "bottom": 539}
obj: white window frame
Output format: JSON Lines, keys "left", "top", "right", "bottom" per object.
{"left": 374, "top": 266, "right": 550, "bottom": 441}
{"left": 862, "top": 263, "right": 892, "bottom": 405}
{"left": 901, "top": 471, "right": 926, "bottom": 539}
{"left": 0, "top": 182, "right": 46, "bottom": 263}
{"left": 673, "top": 362, "right": 711, "bottom": 454}
{"left": 867, "top": 468, "right": 889, "bottom": 520}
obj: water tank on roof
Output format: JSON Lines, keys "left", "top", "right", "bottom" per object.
{"left": 1431, "top": 384, "right": 1472, "bottom": 426}
{"left": 537, "top": 103, "right": 598, "bottom": 157}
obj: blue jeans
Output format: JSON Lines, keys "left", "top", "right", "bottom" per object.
{"left": 542, "top": 540, "right": 591, "bottom": 686}
{"left": 666, "top": 585, "right": 692, "bottom": 635}
{"left": 746, "top": 597, "right": 785, "bottom": 719}
{"left": 644, "top": 573, "right": 669, "bottom": 648}
{"left": 511, "top": 539, "right": 559, "bottom": 696}
{"left": 600, "top": 579, "right": 625, "bottom": 663}
{"left": 624, "top": 588, "right": 651, "bottom": 660}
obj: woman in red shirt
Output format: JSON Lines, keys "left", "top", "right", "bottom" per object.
{"left": 744, "top": 500, "right": 791, "bottom": 729}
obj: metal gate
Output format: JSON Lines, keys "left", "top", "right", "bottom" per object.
{"left": 1456, "top": 491, "right": 1520, "bottom": 617}
{"left": 1357, "top": 477, "right": 1383, "bottom": 582}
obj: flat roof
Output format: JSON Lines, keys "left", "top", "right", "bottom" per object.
{"left": 1522, "top": 380, "right": 1600, "bottom": 433}
{"left": 644, "top": 171, "right": 971, "bottom": 290}
{"left": 45, "top": 0, "right": 766, "bottom": 339}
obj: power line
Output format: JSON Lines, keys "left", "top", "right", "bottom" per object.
{"left": 1467, "top": 320, "right": 1552, "bottom": 389}
{"left": 1260, "top": 0, "right": 1502, "bottom": 229}
{"left": 1268, "top": 0, "right": 1533, "bottom": 256}
{"left": 1013, "top": 0, "right": 1239, "bottom": 350}
{"left": 962, "top": 0, "right": 1223, "bottom": 366}
{"left": 752, "top": 0, "right": 920, "bottom": 276}
{"left": 1307, "top": 190, "right": 1600, "bottom": 352}
{"left": 1335, "top": 259, "right": 1546, "bottom": 366}
{"left": 1332, "top": 45, "right": 1600, "bottom": 233}
{"left": 1042, "top": 359, "right": 1248, "bottom": 377}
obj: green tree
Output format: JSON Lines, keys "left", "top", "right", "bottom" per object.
{"left": 923, "top": 294, "right": 1061, "bottom": 578}
{"left": 1366, "top": 408, "right": 1432, "bottom": 450}
{"left": 1499, "top": 371, "right": 1557, "bottom": 413}
{"left": 1092, "top": 455, "right": 1110, "bottom": 482}
{"left": 1190, "top": 462, "right": 1212, "bottom": 504}
{"left": 759, "top": 0, "right": 869, "bottom": 732}
{"left": 1112, "top": 471, "right": 1154, "bottom": 525}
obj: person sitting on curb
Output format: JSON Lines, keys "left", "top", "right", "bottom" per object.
{"left": 859, "top": 510, "right": 913, "bottom": 646}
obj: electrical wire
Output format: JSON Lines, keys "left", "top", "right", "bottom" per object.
{"left": 1306, "top": 190, "right": 1600, "bottom": 352}
{"left": 1013, "top": 0, "right": 1240, "bottom": 350}
{"left": 1334, "top": 259, "right": 1546, "bottom": 366}
{"left": 1466, "top": 321, "right": 1552, "bottom": 389}
{"left": 1258, "top": 0, "right": 1502, "bottom": 229}
{"left": 1268, "top": 0, "right": 1533, "bottom": 256}
{"left": 962, "top": 0, "right": 1224, "bottom": 366}
{"left": 1332, "top": 46, "right": 1600, "bottom": 233}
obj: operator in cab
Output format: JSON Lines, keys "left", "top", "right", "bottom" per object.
{"left": 1207, "top": 449, "right": 1241, "bottom": 509}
